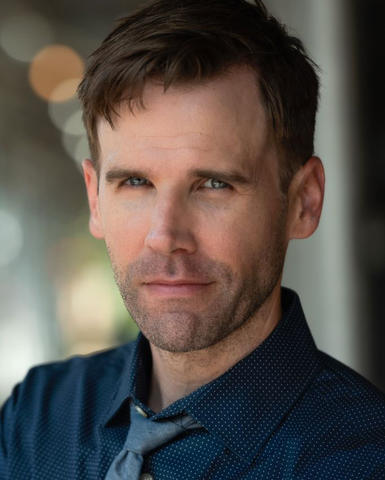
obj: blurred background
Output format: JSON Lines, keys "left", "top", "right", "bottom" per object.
{"left": 0, "top": 0, "right": 384, "bottom": 403}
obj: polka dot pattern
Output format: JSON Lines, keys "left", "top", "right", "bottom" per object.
{"left": 1, "top": 288, "right": 385, "bottom": 479}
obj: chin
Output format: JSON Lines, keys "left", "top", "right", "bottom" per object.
{"left": 136, "top": 311, "right": 223, "bottom": 353}
{"left": 141, "top": 319, "right": 238, "bottom": 354}
{"left": 143, "top": 328, "right": 211, "bottom": 353}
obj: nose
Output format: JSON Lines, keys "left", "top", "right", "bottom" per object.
{"left": 144, "top": 192, "right": 197, "bottom": 255}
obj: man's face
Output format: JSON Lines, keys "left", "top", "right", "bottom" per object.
{"left": 85, "top": 67, "right": 290, "bottom": 353}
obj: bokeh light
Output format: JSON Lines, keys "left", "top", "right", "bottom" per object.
{"left": 62, "top": 132, "right": 90, "bottom": 166}
{"left": 49, "top": 78, "right": 83, "bottom": 103}
{"left": 57, "top": 263, "right": 118, "bottom": 354}
{"left": 74, "top": 135, "right": 91, "bottom": 164}
{"left": 0, "top": 210, "right": 23, "bottom": 267}
{"left": 48, "top": 96, "right": 80, "bottom": 131}
{"left": 0, "top": 13, "right": 54, "bottom": 62}
{"left": 0, "top": 308, "right": 47, "bottom": 400}
{"left": 29, "top": 45, "right": 84, "bottom": 102}
{"left": 63, "top": 109, "right": 85, "bottom": 136}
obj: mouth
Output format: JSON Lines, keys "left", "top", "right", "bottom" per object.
{"left": 142, "top": 279, "right": 214, "bottom": 297}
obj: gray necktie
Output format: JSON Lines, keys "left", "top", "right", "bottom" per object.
{"left": 105, "top": 400, "right": 201, "bottom": 479}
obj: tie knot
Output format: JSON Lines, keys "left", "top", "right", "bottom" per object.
{"left": 124, "top": 401, "right": 201, "bottom": 455}
{"left": 104, "top": 401, "right": 202, "bottom": 479}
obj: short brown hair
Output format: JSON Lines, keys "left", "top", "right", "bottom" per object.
{"left": 78, "top": 0, "right": 319, "bottom": 191}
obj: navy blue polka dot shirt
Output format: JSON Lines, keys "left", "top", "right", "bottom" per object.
{"left": 1, "top": 288, "right": 385, "bottom": 479}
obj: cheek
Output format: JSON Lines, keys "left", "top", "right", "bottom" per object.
{"left": 201, "top": 193, "right": 283, "bottom": 271}
{"left": 201, "top": 208, "right": 267, "bottom": 265}
{"left": 100, "top": 197, "right": 150, "bottom": 262}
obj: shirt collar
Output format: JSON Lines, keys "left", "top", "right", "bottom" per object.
{"left": 102, "top": 331, "right": 151, "bottom": 427}
{"left": 103, "top": 287, "right": 321, "bottom": 465}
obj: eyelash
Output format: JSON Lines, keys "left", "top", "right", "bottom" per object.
{"left": 123, "top": 177, "right": 151, "bottom": 187}
{"left": 202, "top": 178, "right": 231, "bottom": 190}
{"left": 121, "top": 177, "right": 232, "bottom": 190}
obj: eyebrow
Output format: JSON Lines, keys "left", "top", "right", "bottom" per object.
{"left": 192, "top": 169, "right": 251, "bottom": 185}
{"left": 105, "top": 167, "right": 252, "bottom": 185}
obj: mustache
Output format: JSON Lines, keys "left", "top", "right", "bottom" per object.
{"left": 123, "top": 253, "right": 232, "bottom": 283}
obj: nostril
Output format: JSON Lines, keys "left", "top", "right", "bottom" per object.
{"left": 144, "top": 224, "right": 197, "bottom": 255}
{"left": 144, "top": 227, "right": 179, "bottom": 253}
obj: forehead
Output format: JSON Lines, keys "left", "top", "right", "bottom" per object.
{"left": 97, "top": 66, "right": 271, "bottom": 171}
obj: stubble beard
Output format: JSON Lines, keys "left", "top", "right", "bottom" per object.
{"left": 108, "top": 215, "right": 287, "bottom": 353}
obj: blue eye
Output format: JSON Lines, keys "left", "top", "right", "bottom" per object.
{"left": 125, "top": 177, "right": 150, "bottom": 186}
{"left": 202, "top": 178, "right": 230, "bottom": 189}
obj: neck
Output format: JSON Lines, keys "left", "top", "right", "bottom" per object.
{"left": 147, "top": 283, "right": 282, "bottom": 413}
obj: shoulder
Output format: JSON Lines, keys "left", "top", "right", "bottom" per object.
{"left": 286, "top": 350, "right": 385, "bottom": 475}
{"left": 8, "top": 341, "right": 135, "bottom": 409}
{"left": 0, "top": 340, "right": 138, "bottom": 478}
{"left": 313, "top": 350, "right": 385, "bottom": 415}
{"left": 0, "top": 340, "right": 137, "bottom": 447}
{"left": 18, "top": 341, "right": 136, "bottom": 397}
{"left": 274, "top": 350, "right": 385, "bottom": 477}
{"left": 300, "top": 349, "right": 385, "bottom": 435}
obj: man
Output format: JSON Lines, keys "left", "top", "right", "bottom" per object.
{"left": 1, "top": 0, "right": 385, "bottom": 478}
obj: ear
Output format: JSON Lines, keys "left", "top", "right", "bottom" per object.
{"left": 286, "top": 156, "right": 325, "bottom": 240}
{"left": 82, "top": 159, "right": 104, "bottom": 239}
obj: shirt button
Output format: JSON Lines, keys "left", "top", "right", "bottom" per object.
{"left": 134, "top": 404, "right": 148, "bottom": 418}
{"left": 140, "top": 474, "right": 153, "bottom": 480}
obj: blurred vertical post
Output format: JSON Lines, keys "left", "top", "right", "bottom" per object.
{"left": 265, "top": 0, "right": 367, "bottom": 375}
